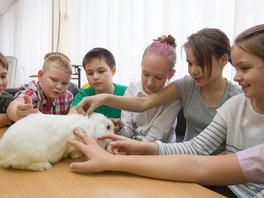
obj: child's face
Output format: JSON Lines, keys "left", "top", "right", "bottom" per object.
{"left": 141, "top": 54, "right": 174, "bottom": 94}
{"left": 232, "top": 45, "right": 264, "bottom": 100}
{"left": 38, "top": 67, "right": 71, "bottom": 99}
{"left": 84, "top": 58, "right": 116, "bottom": 94}
{"left": 0, "top": 65, "right": 8, "bottom": 96}
{"left": 186, "top": 46, "right": 224, "bottom": 87}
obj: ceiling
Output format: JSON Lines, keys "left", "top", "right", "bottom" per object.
{"left": 0, "top": 0, "right": 14, "bottom": 15}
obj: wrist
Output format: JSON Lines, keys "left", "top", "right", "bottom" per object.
{"left": 104, "top": 94, "right": 117, "bottom": 107}
{"left": 107, "top": 154, "right": 125, "bottom": 171}
{"left": 104, "top": 94, "right": 111, "bottom": 104}
{"left": 142, "top": 142, "right": 159, "bottom": 155}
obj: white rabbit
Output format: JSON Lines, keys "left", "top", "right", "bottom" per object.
{"left": 0, "top": 112, "right": 114, "bottom": 171}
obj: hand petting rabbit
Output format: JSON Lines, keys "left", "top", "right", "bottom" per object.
{"left": 0, "top": 112, "right": 114, "bottom": 171}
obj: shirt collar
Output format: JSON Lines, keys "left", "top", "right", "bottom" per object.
{"left": 135, "top": 80, "right": 170, "bottom": 97}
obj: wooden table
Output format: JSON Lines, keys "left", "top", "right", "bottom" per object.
{"left": 0, "top": 127, "right": 225, "bottom": 198}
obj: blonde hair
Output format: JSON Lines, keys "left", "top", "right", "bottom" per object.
{"left": 42, "top": 54, "right": 72, "bottom": 75}
{"left": 0, "top": 52, "right": 8, "bottom": 70}
{"left": 44, "top": 52, "right": 70, "bottom": 61}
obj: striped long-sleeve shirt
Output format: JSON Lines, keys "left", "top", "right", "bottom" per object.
{"left": 155, "top": 94, "right": 264, "bottom": 198}
{"left": 156, "top": 114, "right": 226, "bottom": 155}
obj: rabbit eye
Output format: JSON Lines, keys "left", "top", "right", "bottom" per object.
{"left": 107, "top": 125, "right": 110, "bottom": 130}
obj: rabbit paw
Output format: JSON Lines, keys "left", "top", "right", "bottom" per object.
{"left": 69, "top": 150, "right": 83, "bottom": 159}
{"left": 24, "top": 162, "right": 52, "bottom": 171}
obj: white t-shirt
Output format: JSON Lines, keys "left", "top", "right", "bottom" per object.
{"left": 118, "top": 81, "right": 181, "bottom": 143}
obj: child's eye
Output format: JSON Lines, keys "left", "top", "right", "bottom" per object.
{"left": 187, "top": 62, "right": 193, "bottom": 66}
{"left": 0, "top": 75, "right": 7, "bottom": 79}
{"left": 242, "top": 67, "right": 249, "bottom": 71}
{"left": 98, "top": 70, "right": 105, "bottom": 74}
{"left": 50, "top": 78, "right": 57, "bottom": 82}
{"left": 87, "top": 72, "right": 93, "bottom": 76}
{"left": 156, "top": 77, "right": 163, "bottom": 80}
{"left": 233, "top": 65, "right": 250, "bottom": 72}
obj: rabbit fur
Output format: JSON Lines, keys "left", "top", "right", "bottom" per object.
{"left": 0, "top": 112, "right": 114, "bottom": 171}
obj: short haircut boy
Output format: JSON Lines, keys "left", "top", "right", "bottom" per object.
{"left": 42, "top": 54, "right": 72, "bottom": 74}
{"left": 6, "top": 52, "right": 74, "bottom": 121}
{"left": 82, "top": 48, "right": 116, "bottom": 70}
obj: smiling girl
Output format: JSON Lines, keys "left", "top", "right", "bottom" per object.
{"left": 114, "top": 35, "right": 181, "bottom": 143}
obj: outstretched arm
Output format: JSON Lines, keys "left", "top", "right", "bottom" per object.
{"left": 99, "top": 133, "right": 159, "bottom": 155}
{"left": 68, "top": 131, "right": 247, "bottom": 186}
{"left": 76, "top": 83, "right": 178, "bottom": 116}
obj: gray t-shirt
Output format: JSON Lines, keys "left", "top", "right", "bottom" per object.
{"left": 173, "top": 75, "right": 242, "bottom": 153}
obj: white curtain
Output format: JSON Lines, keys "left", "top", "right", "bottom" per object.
{"left": 70, "top": 0, "right": 264, "bottom": 87}
{"left": 1, "top": 0, "right": 264, "bottom": 88}
{"left": 0, "top": 0, "right": 52, "bottom": 88}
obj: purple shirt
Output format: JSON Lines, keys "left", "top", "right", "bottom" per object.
{"left": 237, "top": 143, "right": 264, "bottom": 184}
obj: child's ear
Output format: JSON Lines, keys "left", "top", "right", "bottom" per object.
{"left": 220, "top": 54, "right": 229, "bottom": 66}
{"left": 111, "top": 66, "right": 116, "bottom": 76}
{"left": 168, "top": 69, "right": 175, "bottom": 80}
{"left": 38, "top": 70, "right": 44, "bottom": 82}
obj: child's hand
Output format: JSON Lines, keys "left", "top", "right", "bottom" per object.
{"left": 109, "top": 118, "right": 123, "bottom": 133}
{"left": 97, "top": 134, "right": 158, "bottom": 155}
{"left": 75, "top": 94, "right": 107, "bottom": 116}
{"left": 16, "top": 95, "right": 39, "bottom": 119}
{"left": 68, "top": 130, "right": 113, "bottom": 173}
{"left": 0, "top": 114, "right": 12, "bottom": 128}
